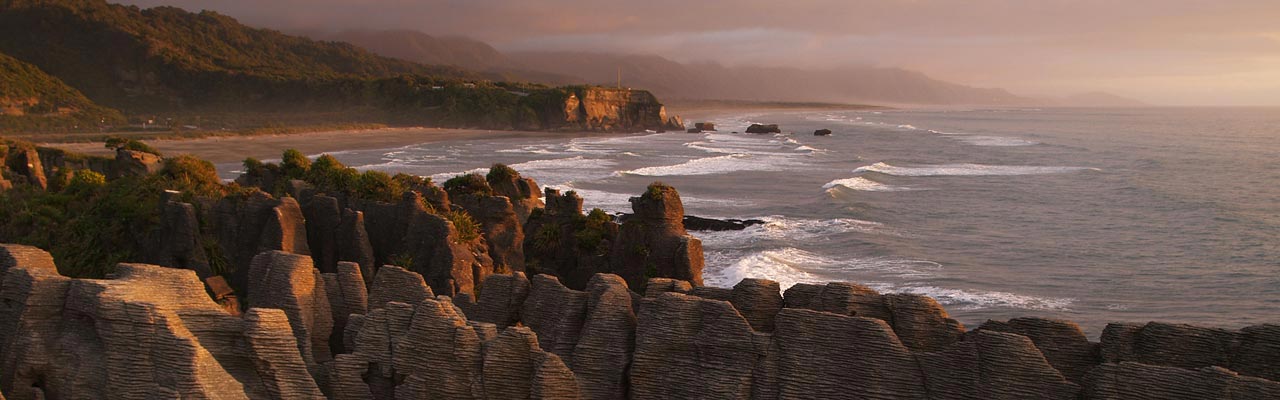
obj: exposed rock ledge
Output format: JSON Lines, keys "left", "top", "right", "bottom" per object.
{"left": 2, "top": 243, "right": 1276, "bottom": 399}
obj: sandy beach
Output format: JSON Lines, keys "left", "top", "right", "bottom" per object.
{"left": 45, "top": 127, "right": 626, "bottom": 164}
{"left": 40, "top": 103, "right": 874, "bottom": 164}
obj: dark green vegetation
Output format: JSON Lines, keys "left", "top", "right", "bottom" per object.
{"left": 0, "top": 138, "right": 225, "bottom": 277}
{"left": 0, "top": 138, "right": 485, "bottom": 279}
{"left": 0, "top": 0, "right": 663, "bottom": 135}
{"left": 241, "top": 153, "right": 425, "bottom": 203}
{"left": 0, "top": 51, "right": 123, "bottom": 131}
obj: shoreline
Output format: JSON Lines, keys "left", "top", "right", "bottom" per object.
{"left": 42, "top": 103, "right": 860, "bottom": 164}
{"left": 44, "top": 126, "right": 628, "bottom": 165}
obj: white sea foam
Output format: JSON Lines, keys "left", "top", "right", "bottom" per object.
{"left": 619, "top": 154, "right": 793, "bottom": 176}
{"left": 551, "top": 182, "right": 752, "bottom": 214}
{"left": 823, "top": 176, "right": 913, "bottom": 192}
{"left": 508, "top": 156, "right": 615, "bottom": 171}
{"left": 703, "top": 248, "right": 830, "bottom": 289}
{"left": 702, "top": 248, "right": 1073, "bottom": 311}
{"left": 895, "top": 286, "right": 1074, "bottom": 311}
{"left": 497, "top": 145, "right": 560, "bottom": 154}
{"left": 692, "top": 215, "right": 887, "bottom": 248}
{"left": 951, "top": 135, "right": 1039, "bottom": 147}
{"left": 430, "top": 156, "right": 616, "bottom": 185}
{"left": 855, "top": 162, "right": 1098, "bottom": 177}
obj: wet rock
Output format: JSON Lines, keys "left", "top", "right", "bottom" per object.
{"left": 686, "top": 128, "right": 700, "bottom": 133}
{"left": 918, "top": 330, "right": 1080, "bottom": 399}
{"left": 745, "top": 124, "right": 781, "bottom": 134}
{"left": 979, "top": 317, "right": 1099, "bottom": 382}
{"left": 813, "top": 129, "right": 833, "bottom": 136}
{"left": 694, "top": 122, "right": 716, "bottom": 131}
{"left": 246, "top": 251, "right": 333, "bottom": 373}
{"left": 608, "top": 183, "right": 704, "bottom": 289}
{"left": 681, "top": 215, "right": 766, "bottom": 231}
{"left": 771, "top": 308, "right": 928, "bottom": 399}
{"left": 629, "top": 292, "right": 761, "bottom": 399}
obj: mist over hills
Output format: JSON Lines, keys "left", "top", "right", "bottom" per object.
{"left": 317, "top": 29, "right": 1058, "bottom": 106}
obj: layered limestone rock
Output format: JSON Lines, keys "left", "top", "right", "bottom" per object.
{"left": 1081, "top": 362, "right": 1280, "bottom": 400}
{"left": 246, "top": 251, "right": 334, "bottom": 374}
{"left": 4, "top": 239, "right": 1278, "bottom": 399}
{"left": 213, "top": 190, "right": 311, "bottom": 294}
{"left": 361, "top": 191, "right": 494, "bottom": 297}
{"left": 770, "top": 308, "right": 929, "bottom": 399}
{"left": 487, "top": 165, "right": 545, "bottom": 223}
{"left": 608, "top": 183, "right": 704, "bottom": 289}
{"left": 980, "top": 317, "right": 1100, "bottom": 382}
{"left": 1100, "top": 321, "right": 1280, "bottom": 382}
{"left": 459, "top": 194, "right": 526, "bottom": 274}
{"left": 522, "top": 188, "right": 618, "bottom": 289}
{"left": 367, "top": 265, "right": 434, "bottom": 311}
{"left": 0, "top": 249, "right": 321, "bottom": 399}
{"left": 917, "top": 330, "right": 1080, "bottom": 399}
{"left": 520, "top": 274, "right": 590, "bottom": 366}
{"left": 323, "top": 262, "right": 368, "bottom": 354}
{"left": 629, "top": 292, "right": 762, "bottom": 400}
{"left": 145, "top": 191, "right": 213, "bottom": 278}
{"left": 302, "top": 195, "right": 375, "bottom": 278}
{"left": 729, "top": 278, "right": 784, "bottom": 332}
{"left": 333, "top": 293, "right": 584, "bottom": 399}
{"left": 454, "top": 271, "right": 530, "bottom": 328}
{"left": 784, "top": 282, "right": 964, "bottom": 351}
{"left": 572, "top": 274, "right": 637, "bottom": 400}
{"left": 553, "top": 87, "right": 683, "bottom": 132}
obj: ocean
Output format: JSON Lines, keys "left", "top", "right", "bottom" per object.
{"left": 223, "top": 107, "right": 1280, "bottom": 336}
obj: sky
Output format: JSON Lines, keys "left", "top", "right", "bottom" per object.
{"left": 121, "top": 0, "right": 1280, "bottom": 106}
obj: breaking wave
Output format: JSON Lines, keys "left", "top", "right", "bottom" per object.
{"left": 619, "top": 154, "right": 793, "bottom": 176}
{"left": 855, "top": 162, "right": 1098, "bottom": 177}
{"left": 823, "top": 176, "right": 914, "bottom": 192}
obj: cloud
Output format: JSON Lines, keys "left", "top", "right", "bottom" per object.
{"left": 118, "top": 0, "right": 1280, "bottom": 105}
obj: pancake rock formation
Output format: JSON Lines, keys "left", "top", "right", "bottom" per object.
{"left": 3, "top": 241, "right": 1276, "bottom": 399}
